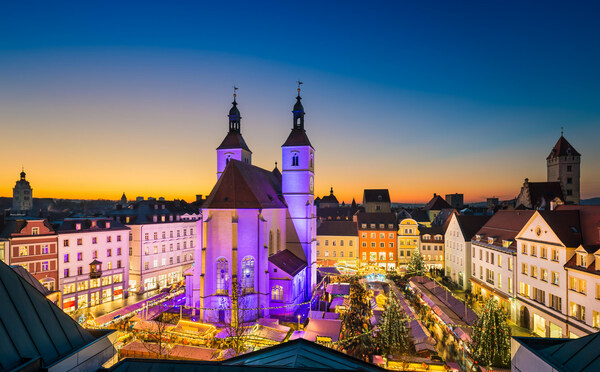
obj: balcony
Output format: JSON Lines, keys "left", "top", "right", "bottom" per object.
{"left": 89, "top": 259, "right": 102, "bottom": 279}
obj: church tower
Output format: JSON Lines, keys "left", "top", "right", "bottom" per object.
{"left": 281, "top": 85, "right": 317, "bottom": 291}
{"left": 547, "top": 132, "right": 581, "bottom": 204}
{"left": 216, "top": 91, "right": 252, "bottom": 179}
{"left": 12, "top": 168, "right": 33, "bottom": 212}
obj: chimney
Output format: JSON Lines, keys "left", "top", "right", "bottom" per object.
{"left": 196, "top": 194, "right": 203, "bottom": 202}
{"left": 136, "top": 196, "right": 144, "bottom": 202}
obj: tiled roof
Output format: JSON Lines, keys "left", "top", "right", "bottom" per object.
{"left": 555, "top": 205, "right": 600, "bottom": 248}
{"left": 547, "top": 135, "right": 580, "bottom": 159}
{"left": 0, "top": 259, "right": 100, "bottom": 370}
{"left": 317, "top": 221, "right": 358, "bottom": 236}
{"left": 363, "top": 189, "right": 390, "bottom": 204}
{"left": 282, "top": 128, "right": 313, "bottom": 147}
{"left": 217, "top": 131, "right": 252, "bottom": 152}
{"left": 55, "top": 217, "right": 129, "bottom": 232}
{"left": 409, "top": 209, "right": 430, "bottom": 223}
{"left": 269, "top": 250, "right": 307, "bottom": 276}
{"left": 203, "top": 160, "right": 287, "bottom": 209}
{"left": 356, "top": 212, "right": 397, "bottom": 229}
{"left": 537, "top": 210, "right": 582, "bottom": 247}
{"left": 423, "top": 195, "right": 452, "bottom": 211}
{"left": 455, "top": 215, "right": 492, "bottom": 241}
{"left": 527, "top": 182, "right": 564, "bottom": 208}
{"left": 472, "top": 210, "right": 535, "bottom": 250}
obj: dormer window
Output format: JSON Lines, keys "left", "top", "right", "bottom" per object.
{"left": 370, "top": 224, "right": 375, "bottom": 228}
{"left": 435, "top": 235, "right": 442, "bottom": 241}
{"left": 379, "top": 224, "right": 384, "bottom": 229}
{"left": 475, "top": 234, "right": 482, "bottom": 241}
{"left": 424, "top": 234, "right": 431, "bottom": 240}
{"left": 75, "top": 223, "right": 81, "bottom": 231}
{"left": 154, "top": 204, "right": 158, "bottom": 210}
{"left": 577, "top": 253, "right": 587, "bottom": 268}
{"left": 153, "top": 215, "right": 158, "bottom": 223}
{"left": 161, "top": 215, "right": 166, "bottom": 222}
{"left": 488, "top": 237, "right": 496, "bottom": 244}
{"left": 106, "top": 222, "right": 111, "bottom": 229}
{"left": 502, "top": 240, "right": 512, "bottom": 248}
{"left": 361, "top": 223, "right": 366, "bottom": 228}
{"left": 32, "top": 227, "right": 39, "bottom": 235}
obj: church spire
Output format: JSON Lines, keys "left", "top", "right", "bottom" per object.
{"left": 293, "top": 81, "right": 305, "bottom": 130}
{"left": 228, "top": 86, "right": 241, "bottom": 132}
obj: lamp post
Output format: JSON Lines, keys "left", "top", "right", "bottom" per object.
{"left": 297, "top": 315, "right": 301, "bottom": 330}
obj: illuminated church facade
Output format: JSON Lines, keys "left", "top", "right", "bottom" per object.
{"left": 186, "top": 89, "right": 316, "bottom": 323}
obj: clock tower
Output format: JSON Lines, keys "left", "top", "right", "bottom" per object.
{"left": 281, "top": 86, "right": 317, "bottom": 291}
{"left": 216, "top": 92, "right": 252, "bottom": 180}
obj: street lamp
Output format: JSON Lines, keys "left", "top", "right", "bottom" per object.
{"left": 297, "top": 315, "right": 301, "bottom": 330}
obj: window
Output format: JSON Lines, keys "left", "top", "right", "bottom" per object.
{"left": 552, "top": 249, "right": 559, "bottom": 262}
{"left": 340, "top": 251, "right": 344, "bottom": 257}
{"left": 522, "top": 244, "right": 527, "bottom": 255}
{"left": 292, "top": 153, "right": 299, "bottom": 166}
{"left": 349, "top": 240, "right": 353, "bottom": 246}
{"left": 550, "top": 294, "right": 562, "bottom": 311}
{"left": 216, "top": 258, "right": 229, "bottom": 294}
{"left": 362, "top": 252, "right": 367, "bottom": 260}
{"left": 77, "top": 252, "right": 82, "bottom": 261}
{"left": 379, "top": 233, "right": 385, "bottom": 239}
{"left": 64, "top": 254, "right": 69, "bottom": 263}
{"left": 41, "top": 261, "right": 49, "bottom": 271}
{"left": 541, "top": 246, "right": 547, "bottom": 259}
{"left": 64, "top": 268, "right": 70, "bottom": 278}
{"left": 76, "top": 238, "right": 82, "bottom": 245}
{"left": 531, "top": 245, "right": 537, "bottom": 257}
{"left": 552, "top": 271, "right": 559, "bottom": 286}
{"left": 117, "top": 247, "right": 121, "bottom": 256}
{"left": 389, "top": 233, "right": 394, "bottom": 238}
{"left": 107, "top": 249, "right": 112, "bottom": 257}
{"left": 361, "top": 232, "right": 366, "bottom": 238}
{"left": 153, "top": 259, "right": 157, "bottom": 268}
{"left": 370, "top": 252, "right": 377, "bottom": 261}
{"left": 371, "top": 242, "right": 376, "bottom": 248}
{"left": 371, "top": 233, "right": 376, "bottom": 238}
{"left": 362, "top": 242, "right": 367, "bottom": 248}
{"left": 349, "top": 251, "right": 353, "bottom": 257}
{"left": 241, "top": 256, "right": 255, "bottom": 292}
{"left": 272, "top": 285, "right": 283, "bottom": 301}
{"left": 486, "top": 268, "right": 494, "bottom": 285}
{"left": 324, "top": 250, "right": 329, "bottom": 257}
{"left": 508, "top": 277, "right": 513, "bottom": 294}
{"left": 117, "top": 260, "right": 121, "bottom": 268}
{"left": 107, "top": 236, "right": 111, "bottom": 243}
{"left": 77, "top": 266, "right": 83, "bottom": 275}
{"left": 491, "top": 252, "right": 494, "bottom": 265}
{"left": 509, "top": 257, "right": 513, "bottom": 271}
{"left": 92, "top": 237, "right": 97, "bottom": 244}
{"left": 521, "top": 263, "right": 528, "bottom": 275}
{"left": 117, "top": 235, "right": 121, "bottom": 242}
{"left": 379, "top": 252, "right": 386, "bottom": 261}
{"left": 32, "top": 227, "right": 39, "bottom": 235}
{"left": 541, "top": 268, "right": 548, "bottom": 282}
{"left": 570, "top": 302, "right": 586, "bottom": 321}
{"left": 578, "top": 253, "right": 586, "bottom": 267}
{"left": 567, "top": 165, "right": 572, "bottom": 172}
{"left": 532, "top": 287, "right": 545, "bottom": 304}
{"left": 325, "top": 240, "right": 329, "bottom": 246}
{"left": 380, "top": 242, "right": 385, "bottom": 248}
{"left": 145, "top": 262, "right": 149, "bottom": 270}
{"left": 64, "top": 239, "right": 69, "bottom": 247}
{"left": 498, "top": 255, "right": 502, "bottom": 268}
{"left": 389, "top": 242, "right": 394, "bottom": 248}
{"left": 145, "top": 233, "right": 149, "bottom": 241}
{"left": 340, "top": 240, "right": 344, "bottom": 247}
{"left": 497, "top": 273, "right": 502, "bottom": 288}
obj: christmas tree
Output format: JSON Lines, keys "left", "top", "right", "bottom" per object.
{"left": 406, "top": 248, "right": 426, "bottom": 276}
{"left": 376, "top": 290, "right": 410, "bottom": 356}
{"left": 340, "top": 278, "right": 375, "bottom": 360}
{"left": 469, "top": 298, "right": 511, "bottom": 368}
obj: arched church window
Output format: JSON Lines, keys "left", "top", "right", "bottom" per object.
{"left": 216, "top": 258, "right": 229, "bottom": 294}
{"left": 226, "top": 156, "right": 231, "bottom": 164}
{"left": 277, "top": 229, "right": 281, "bottom": 252}
{"left": 271, "top": 285, "right": 283, "bottom": 301}
{"left": 292, "top": 153, "right": 299, "bottom": 166}
{"left": 309, "top": 152, "right": 313, "bottom": 168}
{"left": 269, "top": 230, "right": 274, "bottom": 256}
{"left": 241, "top": 256, "right": 255, "bottom": 292}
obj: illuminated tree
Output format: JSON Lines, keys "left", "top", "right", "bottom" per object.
{"left": 340, "top": 278, "right": 375, "bottom": 360}
{"left": 376, "top": 290, "right": 410, "bottom": 356}
{"left": 406, "top": 248, "right": 426, "bottom": 276}
{"left": 470, "top": 298, "right": 511, "bottom": 368}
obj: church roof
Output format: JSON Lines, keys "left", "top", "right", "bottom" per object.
{"left": 547, "top": 135, "right": 580, "bottom": 160}
{"left": 423, "top": 194, "right": 452, "bottom": 211}
{"left": 0, "top": 258, "right": 106, "bottom": 370}
{"left": 268, "top": 249, "right": 307, "bottom": 276}
{"left": 282, "top": 128, "right": 313, "bottom": 148}
{"left": 203, "top": 160, "right": 287, "bottom": 209}
{"left": 217, "top": 131, "right": 252, "bottom": 152}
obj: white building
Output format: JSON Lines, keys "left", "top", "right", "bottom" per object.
{"left": 56, "top": 218, "right": 130, "bottom": 312}
{"left": 444, "top": 214, "right": 490, "bottom": 290}
{"left": 469, "top": 210, "right": 534, "bottom": 322}
{"left": 316, "top": 221, "right": 358, "bottom": 268}
{"left": 109, "top": 199, "right": 201, "bottom": 293}
{"left": 515, "top": 206, "right": 600, "bottom": 338}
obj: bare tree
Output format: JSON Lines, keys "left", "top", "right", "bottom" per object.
{"left": 219, "top": 280, "right": 257, "bottom": 356}
{"left": 138, "top": 308, "right": 179, "bottom": 359}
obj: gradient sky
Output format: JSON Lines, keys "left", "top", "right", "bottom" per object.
{"left": 1, "top": 1, "right": 599, "bottom": 203}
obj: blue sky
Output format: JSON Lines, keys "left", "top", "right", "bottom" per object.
{"left": 1, "top": 1, "right": 598, "bottom": 202}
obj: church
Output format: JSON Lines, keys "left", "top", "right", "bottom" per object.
{"left": 186, "top": 88, "right": 317, "bottom": 324}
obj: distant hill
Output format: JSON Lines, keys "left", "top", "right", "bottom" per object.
{"left": 582, "top": 198, "right": 600, "bottom": 205}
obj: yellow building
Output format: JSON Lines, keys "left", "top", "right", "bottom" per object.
{"left": 397, "top": 219, "right": 420, "bottom": 266}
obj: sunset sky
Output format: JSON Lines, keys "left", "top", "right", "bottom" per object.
{"left": 1, "top": 1, "right": 599, "bottom": 204}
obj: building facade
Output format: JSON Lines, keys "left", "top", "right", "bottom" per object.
{"left": 56, "top": 218, "right": 130, "bottom": 312}
{"left": 109, "top": 200, "right": 200, "bottom": 293}
{"left": 357, "top": 212, "right": 397, "bottom": 271}
{"left": 316, "top": 221, "right": 358, "bottom": 267}
{"left": 0, "top": 218, "right": 58, "bottom": 292}
{"left": 419, "top": 226, "right": 444, "bottom": 269}
{"left": 469, "top": 210, "right": 534, "bottom": 321}
{"left": 397, "top": 218, "right": 419, "bottom": 267}
{"left": 445, "top": 214, "right": 491, "bottom": 290}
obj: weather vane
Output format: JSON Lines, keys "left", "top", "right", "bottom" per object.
{"left": 297, "top": 80, "right": 303, "bottom": 95}
{"left": 233, "top": 85, "right": 238, "bottom": 100}
{"left": 561, "top": 126, "right": 564, "bottom": 136}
